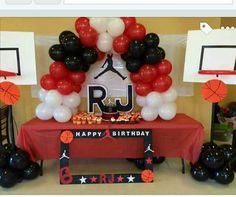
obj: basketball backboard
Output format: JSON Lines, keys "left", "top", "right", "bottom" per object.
{"left": 0, "top": 31, "right": 37, "bottom": 85}
{"left": 183, "top": 29, "right": 236, "bottom": 84}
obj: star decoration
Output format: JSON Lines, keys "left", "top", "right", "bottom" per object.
{"left": 146, "top": 157, "right": 152, "bottom": 164}
{"left": 117, "top": 175, "right": 124, "bottom": 183}
{"left": 127, "top": 175, "right": 135, "bottom": 183}
{"left": 90, "top": 176, "right": 97, "bottom": 183}
{"left": 80, "top": 176, "right": 87, "bottom": 184}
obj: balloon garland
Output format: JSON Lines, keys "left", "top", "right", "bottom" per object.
{"left": 36, "top": 17, "right": 177, "bottom": 122}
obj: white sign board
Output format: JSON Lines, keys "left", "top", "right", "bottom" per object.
{"left": 183, "top": 29, "right": 236, "bottom": 84}
{"left": 0, "top": 31, "right": 37, "bottom": 85}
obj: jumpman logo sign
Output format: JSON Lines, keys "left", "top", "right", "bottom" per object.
{"left": 94, "top": 54, "right": 127, "bottom": 80}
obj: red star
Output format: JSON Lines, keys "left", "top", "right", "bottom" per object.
{"left": 90, "top": 176, "right": 97, "bottom": 183}
{"left": 146, "top": 157, "right": 152, "bottom": 164}
{"left": 117, "top": 175, "right": 124, "bottom": 183}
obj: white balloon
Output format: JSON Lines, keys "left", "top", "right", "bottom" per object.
{"left": 162, "top": 87, "right": 178, "bottom": 103}
{"left": 107, "top": 18, "right": 125, "bottom": 37}
{"left": 63, "top": 92, "right": 81, "bottom": 108}
{"left": 146, "top": 92, "right": 163, "bottom": 108}
{"left": 90, "top": 17, "right": 108, "bottom": 34}
{"left": 136, "top": 96, "right": 146, "bottom": 107}
{"left": 158, "top": 102, "right": 177, "bottom": 120}
{"left": 53, "top": 105, "right": 72, "bottom": 123}
{"left": 71, "top": 107, "right": 78, "bottom": 115}
{"left": 36, "top": 103, "right": 54, "bottom": 120}
{"left": 45, "top": 90, "right": 63, "bottom": 107}
{"left": 38, "top": 88, "right": 48, "bottom": 102}
{"left": 97, "top": 32, "right": 113, "bottom": 52}
{"left": 141, "top": 106, "right": 158, "bottom": 121}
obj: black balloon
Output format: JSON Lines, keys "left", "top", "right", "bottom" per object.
{"left": 23, "top": 162, "right": 40, "bottom": 180}
{"left": 9, "top": 149, "right": 31, "bottom": 170}
{"left": 190, "top": 162, "right": 210, "bottom": 182}
{"left": 0, "top": 144, "right": 15, "bottom": 156}
{"left": 0, "top": 151, "right": 8, "bottom": 168}
{"left": 126, "top": 58, "right": 142, "bottom": 73}
{"left": 121, "top": 51, "right": 132, "bottom": 61}
{"left": 11, "top": 168, "right": 24, "bottom": 183}
{"left": 82, "top": 48, "right": 98, "bottom": 65}
{"left": 213, "top": 165, "right": 234, "bottom": 185}
{"left": 59, "top": 30, "right": 75, "bottom": 44}
{"left": 157, "top": 47, "right": 166, "bottom": 59}
{"left": 144, "top": 47, "right": 162, "bottom": 65}
{"left": 144, "top": 33, "right": 160, "bottom": 48}
{"left": 62, "top": 34, "right": 82, "bottom": 53}
{"left": 65, "top": 56, "right": 84, "bottom": 71}
{"left": 153, "top": 157, "right": 166, "bottom": 164}
{"left": 201, "top": 149, "right": 225, "bottom": 170}
{"left": 219, "top": 144, "right": 236, "bottom": 162}
{"left": 134, "top": 159, "right": 145, "bottom": 170}
{"left": 81, "top": 64, "right": 90, "bottom": 72}
{"left": 49, "top": 44, "right": 65, "bottom": 61}
{"left": 128, "top": 40, "right": 145, "bottom": 59}
{"left": 0, "top": 168, "right": 18, "bottom": 188}
{"left": 202, "top": 142, "right": 218, "bottom": 152}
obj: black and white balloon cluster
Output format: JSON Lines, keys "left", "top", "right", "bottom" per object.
{"left": 190, "top": 142, "right": 236, "bottom": 185}
{"left": 0, "top": 144, "right": 40, "bottom": 188}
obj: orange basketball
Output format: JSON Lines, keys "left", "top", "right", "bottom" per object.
{"left": 202, "top": 79, "right": 227, "bottom": 103}
{"left": 60, "top": 130, "right": 74, "bottom": 144}
{"left": 141, "top": 170, "right": 154, "bottom": 183}
{"left": 0, "top": 81, "right": 20, "bottom": 105}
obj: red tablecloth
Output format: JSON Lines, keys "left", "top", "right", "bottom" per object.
{"left": 16, "top": 113, "right": 204, "bottom": 163}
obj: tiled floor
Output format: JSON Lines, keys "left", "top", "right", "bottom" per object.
{"left": 1, "top": 158, "right": 236, "bottom": 195}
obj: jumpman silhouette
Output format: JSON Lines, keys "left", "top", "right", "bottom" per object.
{"left": 94, "top": 54, "right": 127, "bottom": 80}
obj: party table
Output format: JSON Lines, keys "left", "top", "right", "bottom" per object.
{"left": 16, "top": 113, "right": 204, "bottom": 165}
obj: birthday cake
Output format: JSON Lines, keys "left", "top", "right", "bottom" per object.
{"left": 102, "top": 98, "right": 119, "bottom": 120}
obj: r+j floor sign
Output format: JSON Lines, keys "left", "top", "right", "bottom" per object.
{"left": 59, "top": 129, "right": 154, "bottom": 184}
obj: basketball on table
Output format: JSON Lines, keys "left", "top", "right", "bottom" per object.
{"left": 0, "top": 82, "right": 20, "bottom": 105}
{"left": 60, "top": 130, "right": 74, "bottom": 144}
{"left": 141, "top": 169, "right": 154, "bottom": 183}
{"left": 201, "top": 79, "right": 227, "bottom": 103}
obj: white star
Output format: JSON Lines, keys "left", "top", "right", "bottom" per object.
{"left": 127, "top": 175, "right": 135, "bottom": 183}
{"left": 80, "top": 176, "right": 87, "bottom": 184}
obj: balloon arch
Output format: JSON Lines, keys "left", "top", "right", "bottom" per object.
{"left": 36, "top": 17, "right": 178, "bottom": 123}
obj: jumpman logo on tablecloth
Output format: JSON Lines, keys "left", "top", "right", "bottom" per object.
{"left": 144, "top": 144, "right": 154, "bottom": 153}
{"left": 60, "top": 150, "right": 69, "bottom": 160}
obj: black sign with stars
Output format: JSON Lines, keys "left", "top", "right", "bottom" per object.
{"left": 59, "top": 129, "right": 154, "bottom": 184}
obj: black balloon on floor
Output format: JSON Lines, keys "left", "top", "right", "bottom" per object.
{"left": 134, "top": 159, "right": 145, "bottom": 170}
{"left": 157, "top": 47, "right": 166, "bottom": 60}
{"left": 144, "top": 47, "right": 162, "bottom": 65}
{"left": 213, "top": 165, "right": 235, "bottom": 185}
{"left": 59, "top": 30, "right": 75, "bottom": 44}
{"left": 219, "top": 144, "right": 236, "bottom": 162}
{"left": 1, "top": 144, "right": 15, "bottom": 156}
{"left": 62, "top": 34, "right": 82, "bottom": 53}
{"left": 23, "top": 162, "right": 40, "bottom": 180}
{"left": 0, "top": 168, "right": 18, "bottom": 188}
{"left": 0, "top": 151, "right": 8, "bottom": 168}
{"left": 9, "top": 149, "right": 31, "bottom": 170}
{"left": 144, "top": 33, "right": 160, "bottom": 48}
{"left": 201, "top": 149, "right": 225, "bottom": 170}
{"left": 126, "top": 58, "right": 142, "bottom": 73}
{"left": 82, "top": 48, "right": 98, "bottom": 65}
{"left": 202, "top": 142, "right": 218, "bottom": 152}
{"left": 190, "top": 162, "right": 210, "bottom": 182}
{"left": 128, "top": 40, "right": 145, "bottom": 59}
{"left": 49, "top": 44, "right": 65, "bottom": 61}
{"left": 65, "top": 56, "right": 84, "bottom": 71}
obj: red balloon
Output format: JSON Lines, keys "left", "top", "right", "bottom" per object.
{"left": 49, "top": 62, "right": 69, "bottom": 80}
{"left": 95, "top": 47, "right": 105, "bottom": 61}
{"left": 79, "top": 26, "right": 98, "bottom": 47}
{"left": 73, "top": 84, "right": 82, "bottom": 93}
{"left": 135, "top": 82, "right": 152, "bottom": 96}
{"left": 152, "top": 75, "right": 172, "bottom": 93}
{"left": 113, "top": 34, "right": 130, "bottom": 54}
{"left": 130, "top": 72, "right": 140, "bottom": 83}
{"left": 139, "top": 64, "right": 157, "bottom": 83}
{"left": 121, "top": 17, "right": 136, "bottom": 32}
{"left": 57, "top": 79, "right": 74, "bottom": 95}
{"left": 69, "top": 71, "right": 86, "bottom": 85}
{"left": 126, "top": 23, "right": 146, "bottom": 40}
{"left": 156, "top": 59, "right": 172, "bottom": 76}
{"left": 75, "top": 17, "right": 90, "bottom": 34}
{"left": 40, "top": 74, "right": 57, "bottom": 90}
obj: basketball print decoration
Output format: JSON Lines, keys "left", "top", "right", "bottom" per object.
{"left": 60, "top": 130, "right": 74, "bottom": 144}
{"left": 141, "top": 169, "right": 154, "bottom": 183}
{"left": 0, "top": 81, "right": 20, "bottom": 105}
{"left": 201, "top": 79, "right": 227, "bottom": 103}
